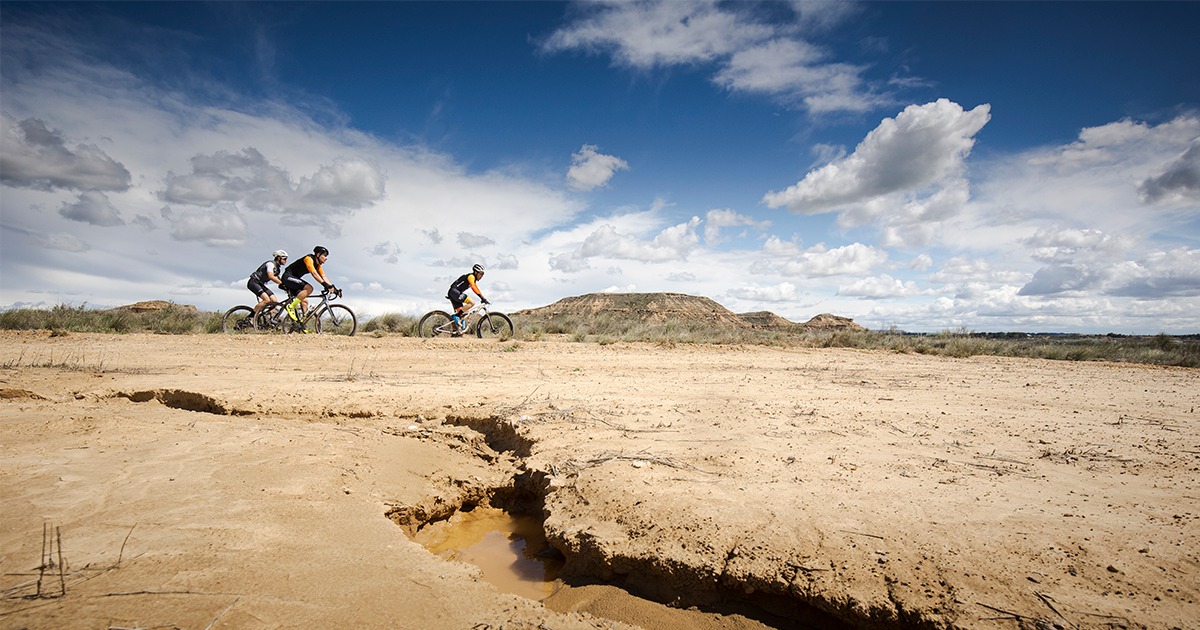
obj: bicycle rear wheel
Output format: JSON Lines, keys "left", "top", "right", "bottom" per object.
{"left": 476, "top": 313, "right": 514, "bottom": 340}
{"left": 418, "top": 310, "right": 454, "bottom": 338}
{"left": 221, "top": 306, "right": 256, "bottom": 334}
{"left": 316, "top": 304, "right": 357, "bottom": 336}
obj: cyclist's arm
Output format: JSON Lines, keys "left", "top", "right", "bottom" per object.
{"left": 267, "top": 267, "right": 283, "bottom": 285}
{"left": 468, "top": 274, "right": 483, "bottom": 297}
{"left": 306, "top": 257, "right": 333, "bottom": 288}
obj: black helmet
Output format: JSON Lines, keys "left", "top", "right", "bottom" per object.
{"left": 314, "top": 246, "right": 329, "bottom": 256}
{"left": 472, "top": 263, "right": 485, "bottom": 275}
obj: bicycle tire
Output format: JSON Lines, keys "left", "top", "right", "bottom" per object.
{"left": 418, "top": 310, "right": 454, "bottom": 338}
{"left": 255, "top": 303, "right": 288, "bottom": 332}
{"left": 316, "top": 304, "right": 357, "bottom": 336}
{"left": 476, "top": 313, "right": 514, "bottom": 340}
{"left": 221, "top": 305, "right": 256, "bottom": 334}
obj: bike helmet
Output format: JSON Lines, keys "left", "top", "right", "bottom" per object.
{"left": 273, "top": 249, "right": 288, "bottom": 259}
{"left": 472, "top": 263, "right": 485, "bottom": 275}
{"left": 314, "top": 246, "right": 329, "bottom": 256}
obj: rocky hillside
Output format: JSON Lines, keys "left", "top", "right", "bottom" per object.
{"left": 516, "top": 292, "right": 866, "bottom": 331}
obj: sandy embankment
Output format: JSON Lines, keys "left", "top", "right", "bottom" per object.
{"left": 1, "top": 331, "right": 1196, "bottom": 629}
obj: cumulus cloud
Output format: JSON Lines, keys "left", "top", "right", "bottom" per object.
{"left": 458, "top": 232, "right": 496, "bottom": 249}
{"left": 367, "top": 241, "right": 403, "bottom": 264}
{"left": 752, "top": 242, "right": 888, "bottom": 277}
{"left": 1108, "top": 248, "right": 1200, "bottom": 298}
{"left": 566, "top": 145, "right": 629, "bottom": 191}
{"left": 550, "top": 216, "right": 703, "bottom": 272}
{"left": 59, "top": 191, "right": 124, "bottom": 226}
{"left": 837, "top": 274, "right": 931, "bottom": 299}
{"left": 160, "top": 148, "right": 385, "bottom": 215}
{"left": 0, "top": 111, "right": 131, "bottom": 192}
{"left": 764, "top": 99, "right": 990, "bottom": 213}
{"left": 1138, "top": 138, "right": 1200, "bottom": 204}
{"left": 579, "top": 217, "right": 701, "bottom": 261}
{"left": 160, "top": 204, "right": 247, "bottom": 247}
{"left": 727, "top": 281, "right": 799, "bottom": 302}
{"left": 542, "top": 0, "right": 877, "bottom": 113}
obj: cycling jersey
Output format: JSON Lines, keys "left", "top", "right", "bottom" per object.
{"left": 284, "top": 254, "right": 323, "bottom": 281}
{"left": 250, "top": 260, "right": 282, "bottom": 285}
{"left": 447, "top": 273, "right": 483, "bottom": 311}
{"left": 448, "top": 273, "right": 482, "bottom": 297}
{"left": 282, "top": 254, "right": 329, "bottom": 296}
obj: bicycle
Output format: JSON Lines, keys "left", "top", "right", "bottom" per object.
{"left": 418, "top": 301, "right": 514, "bottom": 340}
{"left": 257, "top": 288, "right": 358, "bottom": 336}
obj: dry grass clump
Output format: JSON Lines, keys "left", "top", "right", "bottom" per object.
{"left": 0, "top": 303, "right": 218, "bottom": 334}
{"left": 359, "top": 312, "right": 418, "bottom": 336}
{"left": 514, "top": 312, "right": 1199, "bottom": 368}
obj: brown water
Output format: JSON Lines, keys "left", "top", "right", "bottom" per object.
{"left": 413, "top": 507, "right": 563, "bottom": 601}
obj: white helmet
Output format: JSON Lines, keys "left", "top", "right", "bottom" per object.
{"left": 273, "top": 249, "right": 288, "bottom": 258}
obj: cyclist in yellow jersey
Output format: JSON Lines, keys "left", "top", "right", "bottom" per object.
{"left": 281, "top": 246, "right": 336, "bottom": 320}
{"left": 447, "top": 264, "right": 487, "bottom": 335}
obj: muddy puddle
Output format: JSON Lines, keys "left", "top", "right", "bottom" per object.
{"left": 413, "top": 506, "right": 564, "bottom": 601}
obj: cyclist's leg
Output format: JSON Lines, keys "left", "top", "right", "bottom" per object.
{"left": 447, "top": 292, "right": 466, "bottom": 328}
{"left": 297, "top": 283, "right": 314, "bottom": 315}
{"left": 281, "top": 276, "right": 307, "bottom": 319}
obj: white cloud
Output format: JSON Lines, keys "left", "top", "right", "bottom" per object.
{"left": 713, "top": 38, "right": 876, "bottom": 113}
{"left": 160, "top": 148, "right": 385, "bottom": 215}
{"left": 59, "top": 191, "right": 124, "bottom": 226}
{"left": 763, "top": 99, "right": 990, "bottom": 214}
{"left": 1138, "top": 138, "right": 1200, "bottom": 205}
{"left": 837, "top": 274, "right": 932, "bottom": 299}
{"left": 542, "top": 0, "right": 768, "bottom": 68}
{"left": 160, "top": 204, "right": 247, "bottom": 247}
{"left": 727, "top": 281, "right": 799, "bottom": 302}
{"left": 457, "top": 232, "right": 496, "bottom": 249}
{"left": 566, "top": 144, "right": 629, "bottom": 191}
{"left": 577, "top": 217, "right": 702, "bottom": 263}
{"left": 752, "top": 242, "right": 888, "bottom": 277}
{"left": 1, "top": 111, "right": 131, "bottom": 192}
{"left": 703, "top": 208, "right": 770, "bottom": 243}
{"left": 542, "top": 0, "right": 878, "bottom": 114}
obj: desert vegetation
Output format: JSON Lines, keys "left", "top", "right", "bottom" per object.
{"left": 1, "top": 299, "right": 1196, "bottom": 367}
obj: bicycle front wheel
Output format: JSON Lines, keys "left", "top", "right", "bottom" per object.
{"left": 418, "top": 311, "right": 454, "bottom": 338}
{"left": 476, "top": 313, "right": 514, "bottom": 340}
{"left": 255, "top": 303, "right": 287, "bottom": 332}
{"left": 221, "top": 306, "right": 256, "bottom": 334}
{"left": 315, "top": 304, "right": 357, "bottom": 336}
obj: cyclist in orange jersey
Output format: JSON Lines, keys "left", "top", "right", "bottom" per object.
{"left": 446, "top": 263, "right": 487, "bottom": 335}
{"left": 281, "top": 246, "right": 336, "bottom": 320}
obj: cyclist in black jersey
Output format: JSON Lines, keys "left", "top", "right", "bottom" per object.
{"left": 447, "top": 263, "right": 487, "bottom": 335}
{"left": 247, "top": 250, "right": 288, "bottom": 318}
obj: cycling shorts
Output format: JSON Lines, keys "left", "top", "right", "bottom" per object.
{"left": 247, "top": 278, "right": 274, "bottom": 298}
{"left": 447, "top": 290, "right": 470, "bottom": 311}
{"left": 281, "top": 274, "right": 309, "bottom": 296}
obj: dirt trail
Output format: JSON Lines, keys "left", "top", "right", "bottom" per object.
{"left": 1, "top": 332, "right": 1196, "bottom": 629}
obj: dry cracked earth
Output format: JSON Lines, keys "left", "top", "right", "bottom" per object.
{"left": 1, "top": 331, "right": 1197, "bottom": 629}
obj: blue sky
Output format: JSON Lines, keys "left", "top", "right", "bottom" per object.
{"left": 2, "top": 1, "right": 1198, "bottom": 333}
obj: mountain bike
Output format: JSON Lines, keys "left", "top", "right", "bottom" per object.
{"left": 418, "top": 301, "right": 513, "bottom": 340}
{"left": 258, "top": 289, "right": 358, "bottom": 336}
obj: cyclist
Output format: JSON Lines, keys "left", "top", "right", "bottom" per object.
{"left": 247, "top": 249, "right": 288, "bottom": 320}
{"left": 447, "top": 263, "right": 488, "bottom": 335}
{"left": 282, "top": 245, "right": 336, "bottom": 321}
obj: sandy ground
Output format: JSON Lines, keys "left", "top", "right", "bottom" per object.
{"left": 0, "top": 331, "right": 1196, "bottom": 629}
